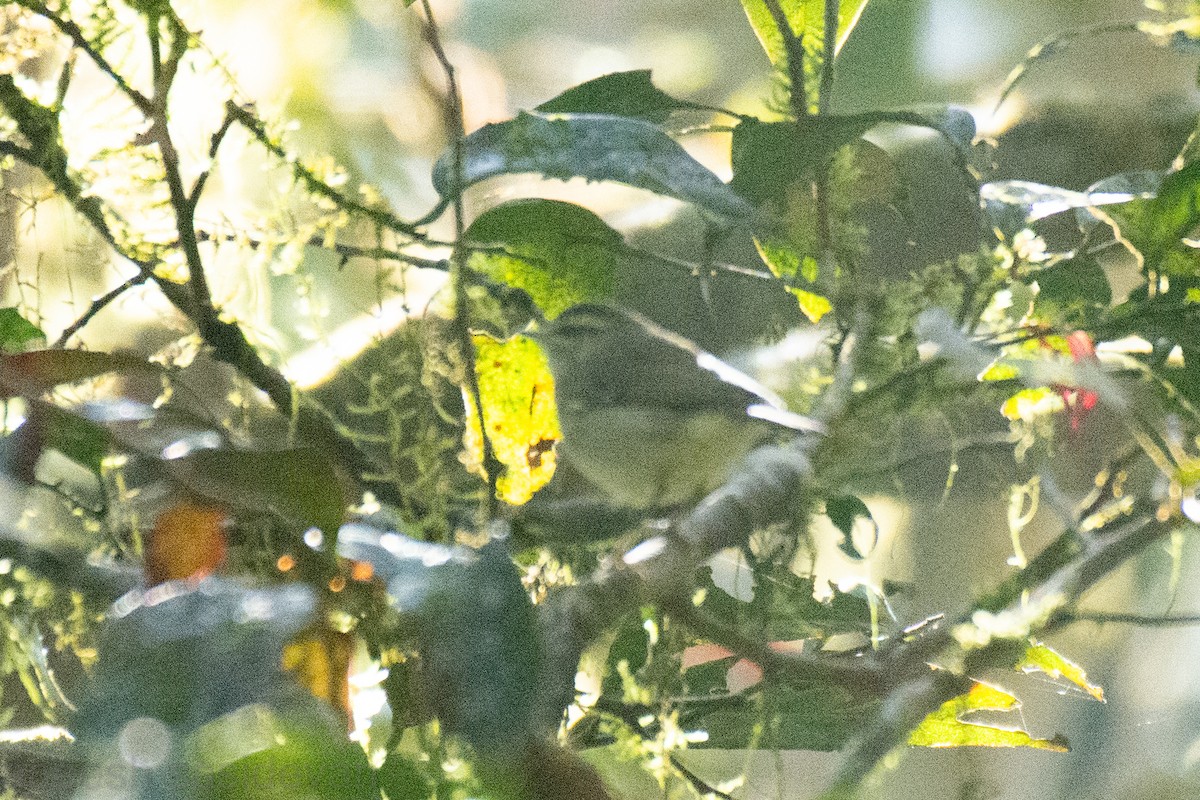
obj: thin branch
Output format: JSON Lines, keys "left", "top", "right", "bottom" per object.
{"left": 1061, "top": 611, "right": 1200, "bottom": 627}
{"left": 418, "top": 0, "right": 503, "bottom": 519}
{"left": 186, "top": 103, "right": 237, "bottom": 208}
{"left": 225, "top": 101, "right": 432, "bottom": 240}
{"left": 18, "top": 0, "right": 153, "bottom": 113}
{"left": 195, "top": 228, "right": 448, "bottom": 272}
{"left": 54, "top": 271, "right": 155, "bottom": 347}
{"left": 762, "top": 0, "right": 808, "bottom": 119}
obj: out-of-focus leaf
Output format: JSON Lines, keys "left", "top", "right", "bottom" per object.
{"left": 282, "top": 630, "right": 355, "bottom": 722}
{"left": 1032, "top": 256, "right": 1112, "bottom": 324}
{"left": 378, "top": 752, "right": 433, "bottom": 800}
{"left": 1018, "top": 641, "right": 1104, "bottom": 701}
{"left": 464, "top": 199, "right": 621, "bottom": 319}
{"left": 908, "top": 681, "right": 1070, "bottom": 750}
{"left": 0, "top": 309, "right": 45, "bottom": 353}
{"left": 825, "top": 494, "right": 877, "bottom": 559}
{"left": 432, "top": 112, "right": 754, "bottom": 222}
{"left": 1102, "top": 158, "right": 1200, "bottom": 273}
{"left": 739, "top": 0, "right": 869, "bottom": 70}
{"left": 15, "top": 401, "right": 111, "bottom": 477}
{"left": 698, "top": 565, "right": 872, "bottom": 642}
{"left": 731, "top": 116, "right": 875, "bottom": 205}
{"left": 419, "top": 543, "right": 540, "bottom": 761}
{"left": 695, "top": 683, "right": 872, "bottom": 750}
{"left": 73, "top": 579, "right": 317, "bottom": 739}
{"left": 193, "top": 703, "right": 378, "bottom": 800}
{"left": 535, "top": 70, "right": 708, "bottom": 123}
{"left": 0, "top": 350, "right": 158, "bottom": 398}
{"left": 464, "top": 334, "right": 560, "bottom": 505}
{"left": 168, "top": 448, "right": 350, "bottom": 536}
{"left": 1074, "top": 171, "right": 1162, "bottom": 231}
{"left": 144, "top": 501, "right": 229, "bottom": 586}
{"left": 985, "top": 180, "right": 1137, "bottom": 238}
{"left": 335, "top": 522, "right": 471, "bottom": 612}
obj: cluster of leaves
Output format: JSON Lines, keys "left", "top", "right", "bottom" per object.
{"left": 0, "top": 1, "right": 1197, "bottom": 800}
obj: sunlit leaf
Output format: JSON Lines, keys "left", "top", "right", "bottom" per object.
{"left": 0, "top": 309, "right": 45, "bottom": 353}
{"left": 195, "top": 703, "right": 379, "bottom": 800}
{"left": 738, "top": 0, "right": 869, "bottom": 69}
{"left": 535, "top": 70, "right": 708, "bottom": 123}
{"left": 1103, "top": 158, "right": 1200, "bottom": 273}
{"left": 432, "top": 112, "right": 754, "bottom": 222}
{"left": 982, "top": 179, "right": 1157, "bottom": 238}
{"left": 908, "top": 682, "right": 1069, "bottom": 750}
{"left": 788, "top": 287, "right": 833, "bottom": 323}
{"left": 464, "top": 334, "right": 560, "bottom": 505}
{"left": 1000, "top": 387, "right": 1064, "bottom": 423}
{"left": 1018, "top": 641, "right": 1104, "bottom": 702}
{"left": 464, "top": 199, "right": 621, "bottom": 319}
{"left": 283, "top": 630, "right": 354, "bottom": 719}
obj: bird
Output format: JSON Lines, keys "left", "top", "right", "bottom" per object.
{"left": 529, "top": 303, "right": 822, "bottom": 509}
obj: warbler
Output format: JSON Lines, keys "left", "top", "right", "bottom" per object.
{"left": 530, "top": 303, "right": 822, "bottom": 509}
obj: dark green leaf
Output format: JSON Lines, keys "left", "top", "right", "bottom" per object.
{"left": 73, "top": 580, "right": 317, "bottom": 738}
{"left": 825, "top": 494, "right": 877, "bottom": 559}
{"left": 0, "top": 309, "right": 44, "bottom": 353}
{"left": 1032, "top": 256, "right": 1112, "bottom": 324}
{"left": 419, "top": 543, "right": 540, "bottom": 761}
{"left": 732, "top": 117, "right": 875, "bottom": 205}
{"left": 378, "top": 752, "right": 433, "bottom": 800}
{"left": 535, "top": 70, "right": 707, "bottom": 124}
{"left": 170, "top": 448, "right": 349, "bottom": 536}
{"left": 695, "top": 684, "right": 873, "bottom": 750}
{"left": 0, "top": 350, "right": 158, "bottom": 398}
{"left": 432, "top": 112, "right": 754, "bottom": 222}
{"left": 464, "top": 199, "right": 622, "bottom": 319}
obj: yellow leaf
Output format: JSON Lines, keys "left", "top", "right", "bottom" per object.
{"left": 787, "top": 287, "right": 833, "bottom": 324}
{"left": 1018, "top": 641, "right": 1105, "bottom": 702}
{"left": 465, "top": 334, "right": 561, "bottom": 505}
{"left": 1000, "top": 387, "right": 1064, "bottom": 422}
{"left": 909, "top": 681, "right": 1069, "bottom": 751}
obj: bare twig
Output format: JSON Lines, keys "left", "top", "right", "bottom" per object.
{"left": 225, "top": 102, "right": 433, "bottom": 240}
{"left": 54, "top": 271, "right": 155, "bottom": 347}
{"left": 18, "top": 0, "right": 154, "bottom": 113}
{"left": 418, "top": 0, "right": 503, "bottom": 519}
{"left": 1061, "top": 611, "right": 1200, "bottom": 627}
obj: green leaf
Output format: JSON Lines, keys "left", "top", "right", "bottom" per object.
{"left": 695, "top": 683, "right": 872, "bottom": 750}
{"left": 731, "top": 116, "right": 875, "bottom": 205}
{"left": 0, "top": 309, "right": 44, "bottom": 353}
{"left": 535, "top": 70, "right": 708, "bottom": 124}
{"left": 825, "top": 494, "right": 877, "bottom": 559}
{"left": 908, "top": 681, "right": 1070, "bottom": 750}
{"left": 1032, "top": 256, "right": 1112, "bottom": 324}
{"left": 432, "top": 112, "right": 754, "bottom": 222}
{"left": 739, "top": 0, "right": 870, "bottom": 69}
{"left": 0, "top": 350, "right": 159, "bottom": 398}
{"left": 169, "top": 448, "right": 349, "bottom": 536}
{"left": 73, "top": 579, "right": 317, "bottom": 738}
{"left": 1104, "top": 158, "right": 1200, "bottom": 273}
{"left": 196, "top": 704, "right": 379, "bottom": 800}
{"left": 378, "top": 752, "right": 433, "bottom": 800}
{"left": 464, "top": 199, "right": 622, "bottom": 319}
{"left": 419, "top": 543, "right": 540, "bottom": 762}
